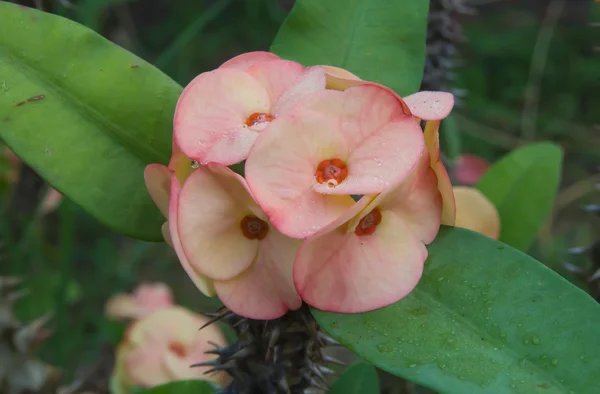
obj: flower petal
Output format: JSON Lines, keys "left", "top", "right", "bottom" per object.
{"left": 273, "top": 66, "right": 327, "bottom": 116}
{"left": 144, "top": 164, "right": 171, "bottom": 218}
{"left": 294, "top": 211, "right": 426, "bottom": 313}
{"left": 168, "top": 176, "right": 215, "bottom": 296}
{"left": 178, "top": 165, "right": 259, "bottom": 280}
{"left": 247, "top": 59, "right": 306, "bottom": 108}
{"left": 376, "top": 149, "right": 442, "bottom": 244}
{"left": 424, "top": 121, "right": 456, "bottom": 225}
{"left": 214, "top": 229, "right": 302, "bottom": 319}
{"left": 454, "top": 186, "right": 500, "bottom": 239}
{"left": 161, "top": 222, "right": 173, "bottom": 247}
{"left": 219, "top": 51, "right": 280, "bottom": 71}
{"left": 293, "top": 85, "right": 424, "bottom": 195}
{"left": 245, "top": 112, "right": 355, "bottom": 238}
{"left": 453, "top": 154, "right": 491, "bottom": 185}
{"left": 403, "top": 91, "right": 454, "bottom": 121}
{"left": 323, "top": 65, "right": 363, "bottom": 91}
{"left": 313, "top": 117, "right": 425, "bottom": 196}
{"left": 174, "top": 68, "right": 271, "bottom": 165}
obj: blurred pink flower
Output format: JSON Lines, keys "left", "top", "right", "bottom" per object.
{"left": 173, "top": 51, "right": 327, "bottom": 166}
{"left": 245, "top": 84, "right": 425, "bottom": 239}
{"left": 170, "top": 163, "right": 301, "bottom": 319}
{"left": 453, "top": 154, "right": 491, "bottom": 185}
{"left": 111, "top": 306, "right": 229, "bottom": 394}
{"left": 105, "top": 283, "right": 175, "bottom": 321}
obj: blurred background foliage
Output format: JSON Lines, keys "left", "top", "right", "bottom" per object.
{"left": 0, "top": 0, "right": 599, "bottom": 391}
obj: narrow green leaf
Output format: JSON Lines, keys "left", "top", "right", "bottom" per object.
{"left": 0, "top": 2, "right": 183, "bottom": 240}
{"left": 271, "top": 0, "right": 429, "bottom": 96}
{"left": 329, "top": 362, "right": 380, "bottom": 394}
{"left": 476, "top": 142, "right": 562, "bottom": 251}
{"left": 312, "top": 226, "right": 600, "bottom": 394}
{"left": 136, "top": 380, "right": 216, "bottom": 394}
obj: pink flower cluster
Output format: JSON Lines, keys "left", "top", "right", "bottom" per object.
{"left": 145, "top": 52, "right": 456, "bottom": 319}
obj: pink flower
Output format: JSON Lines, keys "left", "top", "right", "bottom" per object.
{"left": 144, "top": 148, "right": 215, "bottom": 297}
{"left": 453, "top": 186, "right": 500, "bottom": 239}
{"left": 105, "top": 283, "right": 175, "bottom": 321}
{"left": 323, "top": 66, "right": 457, "bottom": 226}
{"left": 293, "top": 148, "right": 442, "bottom": 313}
{"left": 111, "top": 306, "right": 229, "bottom": 394}
{"left": 170, "top": 163, "right": 302, "bottom": 319}
{"left": 453, "top": 154, "right": 491, "bottom": 185}
{"left": 245, "top": 84, "right": 426, "bottom": 239}
{"left": 173, "top": 51, "right": 327, "bottom": 166}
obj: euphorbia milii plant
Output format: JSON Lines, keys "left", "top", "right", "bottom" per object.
{"left": 151, "top": 52, "right": 459, "bottom": 317}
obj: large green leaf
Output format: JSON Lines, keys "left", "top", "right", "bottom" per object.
{"left": 0, "top": 2, "right": 182, "bottom": 240}
{"left": 136, "top": 380, "right": 216, "bottom": 394}
{"left": 328, "top": 362, "right": 380, "bottom": 394}
{"left": 476, "top": 142, "right": 562, "bottom": 251}
{"left": 271, "top": 0, "right": 429, "bottom": 96}
{"left": 312, "top": 226, "right": 600, "bottom": 394}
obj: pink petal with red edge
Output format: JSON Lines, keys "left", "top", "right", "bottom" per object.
{"left": 424, "top": 121, "right": 456, "bottom": 225}
{"left": 247, "top": 60, "right": 306, "bottom": 108}
{"left": 377, "top": 149, "right": 442, "bottom": 244}
{"left": 174, "top": 68, "right": 271, "bottom": 165}
{"left": 245, "top": 112, "right": 355, "bottom": 239}
{"left": 403, "top": 91, "right": 454, "bottom": 121}
{"left": 168, "top": 176, "right": 215, "bottom": 296}
{"left": 144, "top": 164, "right": 171, "bottom": 218}
{"left": 273, "top": 66, "right": 327, "bottom": 116}
{"left": 214, "top": 229, "right": 302, "bottom": 319}
{"left": 313, "top": 117, "right": 425, "bottom": 196}
{"left": 294, "top": 211, "right": 426, "bottom": 313}
{"left": 177, "top": 165, "right": 259, "bottom": 281}
{"left": 219, "top": 51, "right": 280, "bottom": 71}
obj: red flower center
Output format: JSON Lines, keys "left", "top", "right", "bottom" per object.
{"left": 245, "top": 112, "right": 274, "bottom": 127}
{"left": 169, "top": 342, "right": 187, "bottom": 358}
{"left": 315, "top": 158, "right": 348, "bottom": 186}
{"left": 241, "top": 215, "right": 269, "bottom": 240}
{"left": 355, "top": 209, "right": 382, "bottom": 236}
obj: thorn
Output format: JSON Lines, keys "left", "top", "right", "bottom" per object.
{"left": 563, "top": 262, "right": 584, "bottom": 274}
{"left": 190, "top": 359, "right": 220, "bottom": 368}
{"left": 307, "top": 377, "right": 330, "bottom": 391}
{"left": 276, "top": 376, "right": 290, "bottom": 394}
{"left": 589, "top": 269, "right": 600, "bottom": 282}
{"left": 323, "top": 355, "right": 347, "bottom": 366}
{"left": 567, "top": 245, "right": 593, "bottom": 255}
{"left": 318, "top": 331, "right": 341, "bottom": 346}
{"left": 200, "top": 310, "right": 232, "bottom": 329}
{"left": 308, "top": 362, "right": 329, "bottom": 385}
{"left": 230, "top": 346, "right": 254, "bottom": 360}
{"left": 6, "top": 289, "right": 30, "bottom": 303}
{"left": 582, "top": 204, "right": 600, "bottom": 213}
{"left": 317, "top": 365, "right": 336, "bottom": 375}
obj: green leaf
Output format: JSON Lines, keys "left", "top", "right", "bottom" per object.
{"left": 0, "top": 2, "right": 183, "bottom": 240}
{"left": 312, "top": 226, "right": 600, "bottom": 394}
{"left": 271, "top": 0, "right": 429, "bottom": 96}
{"left": 329, "top": 362, "right": 380, "bottom": 394}
{"left": 441, "top": 114, "right": 461, "bottom": 163}
{"left": 136, "top": 380, "right": 216, "bottom": 394}
{"left": 476, "top": 142, "right": 562, "bottom": 251}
